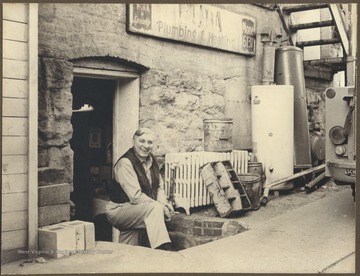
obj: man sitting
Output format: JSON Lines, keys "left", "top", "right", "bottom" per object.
{"left": 106, "top": 128, "right": 174, "bottom": 250}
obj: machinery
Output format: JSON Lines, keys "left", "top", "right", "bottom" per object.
{"left": 325, "top": 86, "right": 356, "bottom": 197}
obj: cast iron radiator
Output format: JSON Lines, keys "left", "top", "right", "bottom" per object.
{"left": 164, "top": 150, "right": 249, "bottom": 215}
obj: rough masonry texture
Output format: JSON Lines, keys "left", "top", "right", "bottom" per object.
{"left": 140, "top": 69, "right": 226, "bottom": 155}
{"left": 37, "top": 4, "right": 275, "bottom": 157}
{"left": 38, "top": 57, "right": 74, "bottom": 226}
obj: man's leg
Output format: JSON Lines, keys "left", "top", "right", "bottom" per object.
{"left": 106, "top": 201, "right": 171, "bottom": 248}
{"left": 118, "top": 229, "right": 140, "bottom": 245}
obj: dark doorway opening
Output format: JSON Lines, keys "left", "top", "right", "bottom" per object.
{"left": 70, "top": 77, "right": 115, "bottom": 231}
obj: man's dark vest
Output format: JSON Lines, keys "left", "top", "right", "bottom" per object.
{"left": 109, "top": 148, "right": 160, "bottom": 203}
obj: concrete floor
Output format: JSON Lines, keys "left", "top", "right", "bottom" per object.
{"left": 1, "top": 187, "right": 356, "bottom": 274}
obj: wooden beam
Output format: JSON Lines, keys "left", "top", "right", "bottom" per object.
{"left": 289, "top": 20, "right": 334, "bottom": 31}
{"left": 2, "top": 230, "right": 27, "bottom": 250}
{"left": 2, "top": 79, "right": 28, "bottom": 99}
{"left": 28, "top": 3, "right": 38, "bottom": 255}
{"left": 2, "top": 211, "right": 27, "bottom": 232}
{"left": 2, "top": 20, "right": 28, "bottom": 42}
{"left": 304, "top": 57, "right": 346, "bottom": 66}
{"left": 304, "top": 65, "right": 334, "bottom": 81}
{"left": 276, "top": 5, "right": 294, "bottom": 46}
{"left": 2, "top": 117, "right": 27, "bottom": 136}
{"left": 2, "top": 137, "right": 28, "bottom": 155}
{"left": 3, "top": 3, "right": 28, "bottom": 22}
{"left": 345, "top": 56, "right": 355, "bottom": 86}
{"left": 329, "top": 4, "right": 350, "bottom": 55}
{"left": 2, "top": 98, "right": 28, "bottom": 117}
{"left": 282, "top": 4, "right": 329, "bottom": 14}
{"left": 296, "top": 38, "right": 340, "bottom": 47}
{"left": 2, "top": 193, "right": 28, "bottom": 212}
{"left": 2, "top": 174, "right": 28, "bottom": 194}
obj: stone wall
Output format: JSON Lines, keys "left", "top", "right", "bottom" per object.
{"left": 305, "top": 77, "right": 332, "bottom": 135}
{"left": 38, "top": 3, "right": 282, "bottom": 156}
{"left": 140, "top": 69, "right": 226, "bottom": 155}
{"left": 38, "top": 57, "right": 74, "bottom": 226}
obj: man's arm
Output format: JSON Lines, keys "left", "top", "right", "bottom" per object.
{"left": 156, "top": 177, "right": 167, "bottom": 205}
{"left": 115, "top": 158, "right": 154, "bottom": 204}
{"left": 157, "top": 177, "right": 174, "bottom": 216}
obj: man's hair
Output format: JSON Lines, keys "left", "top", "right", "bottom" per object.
{"left": 133, "top": 127, "right": 155, "bottom": 139}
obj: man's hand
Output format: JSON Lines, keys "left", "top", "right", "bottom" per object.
{"left": 163, "top": 202, "right": 175, "bottom": 221}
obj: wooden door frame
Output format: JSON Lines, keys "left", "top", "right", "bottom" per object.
{"left": 72, "top": 66, "right": 140, "bottom": 173}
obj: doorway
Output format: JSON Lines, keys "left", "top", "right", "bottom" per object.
{"left": 69, "top": 60, "right": 140, "bottom": 242}
{"left": 70, "top": 77, "right": 115, "bottom": 222}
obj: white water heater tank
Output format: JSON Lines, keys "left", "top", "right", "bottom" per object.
{"left": 251, "top": 85, "right": 294, "bottom": 190}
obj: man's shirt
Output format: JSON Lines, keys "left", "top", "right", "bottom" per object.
{"left": 114, "top": 154, "right": 167, "bottom": 205}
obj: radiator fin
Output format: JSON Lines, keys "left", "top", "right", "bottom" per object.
{"left": 165, "top": 150, "right": 249, "bottom": 215}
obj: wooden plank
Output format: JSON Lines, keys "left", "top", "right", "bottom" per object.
{"left": 1, "top": 247, "right": 27, "bottom": 264}
{"left": 3, "top": 20, "right": 28, "bottom": 42}
{"left": 2, "top": 98, "right": 28, "bottom": 117}
{"left": 3, "top": 59, "right": 28, "bottom": 80}
{"left": 282, "top": 4, "right": 329, "bottom": 14}
{"left": 28, "top": 3, "right": 39, "bottom": 255}
{"left": 3, "top": 3, "right": 28, "bottom": 23}
{"left": 296, "top": 38, "right": 340, "bottom": 47}
{"left": 3, "top": 40, "right": 28, "bottom": 61}
{"left": 277, "top": 5, "right": 295, "bottom": 46}
{"left": 2, "top": 137, "right": 28, "bottom": 155}
{"left": 2, "top": 174, "right": 28, "bottom": 194}
{"left": 2, "top": 211, "right": 27, "bottom": 231}
{"left": 1, "top": 230, "right": 27, "bottom": 250}
{"left": 2, "top": 193, "right": 28, "bottom": 213}
{"left": 2, "top": 78, "right": 28, "bottom": 98}
{"left": 329, "top": 4, "right": 350, "bottom": 55}
{"left": 2, "top": 117, "right": 28, "bottom": 136}
{"left": 2, "top": 155, "right": 28, "bottom": 175}
{"left": 289, "top": 20, "right": 334, "bottom": 31}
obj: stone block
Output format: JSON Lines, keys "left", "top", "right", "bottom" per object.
{"left": 221, "top": 220, "right": 247, "bottom": 237}
{"left": 58, "top": 220, "right": 95, "bottom": 250}
{"left": 58, "top": 221, "right": 85, "bottom": 250}
{"left": 38, "top": 183, "right": 70, "bottom": 206}
{"left": 82, "top": 221, "right": 96, "bottom": 249}
{"left": 38, "top": 225, "right": 76, "bottom": 258}
{"left": 38, "top": 203, "right": 70, "bottom": 227}
{"left": 38, "top": 167, "right": 65, "bottom": 186}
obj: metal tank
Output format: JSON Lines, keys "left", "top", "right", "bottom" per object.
{"left": 274, "top": 46, "right": 312, "bottom": 169}
{"left": 224, "top": 79, "right": 252, "bottom": 150}
{"left": 251, "top": 85, "right": 294, "bottom": 190}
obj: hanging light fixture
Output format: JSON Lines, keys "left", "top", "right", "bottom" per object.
{"left": 72, "top": 104, "right": 94, "bottom": 113}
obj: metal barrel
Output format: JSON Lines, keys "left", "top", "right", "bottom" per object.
{"left": 203, "top": 118, "right": 233, "bottom": 152}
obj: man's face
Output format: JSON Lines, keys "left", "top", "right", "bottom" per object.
{"left": 133, "top": 132, "right": 154, "bottom": 159}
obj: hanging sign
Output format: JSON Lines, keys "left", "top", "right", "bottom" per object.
{"left": 127, "top": 4, "right": 256, "bottom": 55}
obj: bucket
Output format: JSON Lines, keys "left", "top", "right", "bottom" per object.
{"left": 248, "top": 162, "right": 263, "bottom": 177}
{"left": 203, "top": 118, "right": 233, "bottom": 152}
{"left": 248, "top": 162, "right": 266, "bottom": 184}
{"left": 238, "top": 173, "right": 262, "bottom": 210}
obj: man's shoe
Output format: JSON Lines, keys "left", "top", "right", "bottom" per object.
{"left": 156, "top": 242, "right": 174, "bottom": 251}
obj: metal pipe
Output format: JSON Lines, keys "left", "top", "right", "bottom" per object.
{"left": 260, "top": 164, "right": 325, "bottom": 206}
{"left": 305, "top": 172, "right": 326, "bottom": 192}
